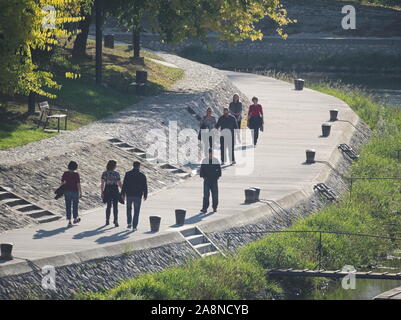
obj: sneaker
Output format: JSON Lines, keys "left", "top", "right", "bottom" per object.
{"left": 67, "top": 222, "right": 72, "bottom": 228}
{"left": 213, "top": 208, "right": 217, "bottom": 213}
{"left": 114, "top": 222, "right": 119, "bottom": 227}
{"left": 105, "top": 221, "right": 110, "bottom": 226}
{"left": 132, "top": 227, "right": 137, "bottom": 231}
{"left": 73, "top": 217, "right": 81, "bottom": 224}
{"left": 231, "top": 161, "right": 236, "bottom": 165}
{"left": 200, "top": 209, "right": 207, "bottom": 214}
{"left": 127, "top": 225, "right": 132, "bottom": 229}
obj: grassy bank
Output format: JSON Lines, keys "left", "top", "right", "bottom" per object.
{"left": 76, "top": 82, "right": 400, "bottom": 300}
{"left": 0, "top": 41, "right": 184, "bottom": 150}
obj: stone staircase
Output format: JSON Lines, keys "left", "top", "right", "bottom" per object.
{"left": 180, "top": 226, "right": 224, "bottom": 258}
{"left": 108, "top": 138, "right": 192, "bottom": 179}
{"left": 0, "top": 186, "right": 60, "bottom": 224}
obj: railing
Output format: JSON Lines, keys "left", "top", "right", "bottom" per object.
{"left": 223, "top": 229, "right": 401, "bottom": 270}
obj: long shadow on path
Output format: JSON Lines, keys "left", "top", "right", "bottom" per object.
{"left": 33, "top": 227, "right": 68, "bottom": 239}
{"left": 95, "top": 230, "right": 133, "bottom": 244}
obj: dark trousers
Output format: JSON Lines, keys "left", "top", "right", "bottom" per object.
{"left": 65, "top": 191, "right": 79, "bottom": 220}
{"left": 202, "top": 178, "right": 218, "bottom": 211}
{"left": 106, "top": 199, "right": 118, "bottom": 223}
{"left": 127, "top": 196, "right": 142, "bottom": 228}
{"left": 249, "top": 116, "right": 262, "bottom": 146}
{"left": 220, "top": 133, "right": 235, "bottom": 163}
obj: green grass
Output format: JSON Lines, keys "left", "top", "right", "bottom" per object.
{"left": 0, "top": 40, "right": 184, "bottom": 150}
{"left": 75, "top": 81, "right": 401, "bottom": 300}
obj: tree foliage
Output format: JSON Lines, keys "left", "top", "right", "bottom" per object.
{"left": 0, "top": 0, "right": 84, "bottom": 98}
{"left": 110, "top": 0, "right": 293, "bottom": 50}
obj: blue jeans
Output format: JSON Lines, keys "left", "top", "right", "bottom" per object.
{"left": 126, "top": 196, "right": 142, "bottom": 228}
{"left": 202, "top": 178, "right": 218, "bottom": 211}
{"left": 65, "top": 191, "right": 79, "bottom": 220}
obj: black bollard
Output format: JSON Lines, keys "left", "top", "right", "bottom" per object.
{"left": 245, "top": 189, "right": 257, "bottom": 203}
{"left": 330, "top": 109, "right": 338, "bottom": 122}
{"left": 306, "top": 149, "right": 316, "bottom": 164}
{"left": 250, "top": 187, "right": 261, "bottom": 201}
{"left": 149, "top": 216, "right": 161, "bottom": 232}
{"left": 321, "top": 123, "right": 332, "bottom": 137}
{"left": 175, "top": 209, "right": 186, "bottom": 226}
{"left": 104, "top": 34, "right": 114, "bottom": 48}
{"left": 0, "top": 243, "right": 13, "bottom": 260}
{"left": 136, "top": 70, "right": 148, "bottom": 84}
{"left": 294, "top": 79, "right": 305, "bottom": 91}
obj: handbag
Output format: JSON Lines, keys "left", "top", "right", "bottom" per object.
{"left": 54, "top": 185, "right": 65, "bottom": 200}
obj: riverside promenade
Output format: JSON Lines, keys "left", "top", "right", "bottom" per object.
{"left": 0, "top": 71, "right": 359, "bottom": 276}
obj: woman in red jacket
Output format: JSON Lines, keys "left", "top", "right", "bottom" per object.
{"left": 247, "top": 97, "right": 264, "bottom": 146}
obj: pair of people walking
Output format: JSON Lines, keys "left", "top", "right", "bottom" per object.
{"left": 59, "top": 160, "right": 148, "bottom": 230}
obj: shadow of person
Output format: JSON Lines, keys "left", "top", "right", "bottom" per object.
{"left": 95, "top": 230, "right": 132, "bottom": 244}
{"left": 169, "top": 211, "right": 214, "bottom": 227}
{"left": 73, "top": 225, "right": 111, "bottom": 240}
{"left": 33, "top": 227, "right": 68, "bottom": 239}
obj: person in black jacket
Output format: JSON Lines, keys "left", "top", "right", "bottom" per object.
{"left": 200, "top": 149, "right": 222, "bottom": 213}
{"left": 121, "top": 161, "right": 148, "bottom": 230}
{"left": 216, "top": 107, "right": 238, "bottom": 165}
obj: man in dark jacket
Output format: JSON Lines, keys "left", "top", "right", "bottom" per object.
{"left": 216, "top": 107, "right": 238, "bottom": 165}
{"left": 121, "top": 161, "right": 148, "bottom": 230}
{"left": 200, "top": 149, "right": 222, "bottom": 213}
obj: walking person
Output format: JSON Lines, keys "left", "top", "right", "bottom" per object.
{"left": 247, "top": 97, "right": 264, "bottom": 146}
{"left": 229, "top": 93, "right": 243, "bottom": 129}
{"left": 216, "top": 107, "right": 238, "bottom": 165}
{"left": 101, "top": 160, "right": 122, "bottom": 227}
{"left": 200, "top": 149, "right": 222, "bottom": 213}
{"left": 121, "top": 161, "right": 148, "bottom": 231}
{"left": 60, "top": 161, "right": 82, "bottom": 227}
{"left": 199, "top": 107, "right": 217, "bottom": 155}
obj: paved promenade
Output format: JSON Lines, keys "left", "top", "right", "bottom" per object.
{"left": 0, "top": 71, "right": 359, "bottom": 274}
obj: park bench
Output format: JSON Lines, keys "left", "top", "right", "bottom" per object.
{"left": 37, "top": 101, "right": 68, "bottom": 132}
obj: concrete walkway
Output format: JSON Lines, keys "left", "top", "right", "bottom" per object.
{"left": 0, "top": 71, "right": 359, "bottom": 274}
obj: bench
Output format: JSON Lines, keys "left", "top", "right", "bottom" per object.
{"left": 37, "top": 101, "right": 68, "bottom": 132}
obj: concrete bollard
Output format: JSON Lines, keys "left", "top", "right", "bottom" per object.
{"left": 245, "top": 188, "right": 257, "bottom": 203}
{"left": 294, "top": 79, "right": 305, "bottom": 91}
{"left": 250, "top": 187, "right": 261, "bottom": 201}
{"left": 149, "top": 216, "right": 161, "bottom": 232}
{"left": 329, "top": 109, "right": 338, "bottom": 122}
{"left": 321, "top": 123, "right": 332, "bottom": 137}
{"left": 0, "top": 243, "right": 13, "bottom": 260}
{"left": 175, "top": 209, "right": 186, "bottom": 226}
{"left": 104, "top": 34, "right": 114, "bottom": 48}
{"left": 306, "top": 149, "right": 316, "bottom": 164}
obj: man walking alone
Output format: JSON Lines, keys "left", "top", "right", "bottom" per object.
{"left": 216, "top": 107, "right": 238, "bottom": 165}
{"left": 200, "top": 149, "right": 222, "bottom": 214}
{"left": 121, "top": 161, "right": 148, "bottom": 231}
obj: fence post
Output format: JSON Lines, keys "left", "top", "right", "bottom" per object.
{"left": 318, "top": 232, "right": 323, "bottom": 270}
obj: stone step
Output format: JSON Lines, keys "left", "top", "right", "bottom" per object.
{"left": 202, "top": 251, "right": 220, "bottom": 258}
{"left": 37, "top": 216, "right": 61, "bottom": 224}
{"left": 0, "top": 192, "right": 18, "bottom": 201}
{"left": 187, "top": 234, "right": 207, "bottom": 246}
{"left": 177, "top": 172, "right": 191, "bottom": 179}
{"left": 194, "top": 242, "right": 215, "bottom": 255}
{"left": 26, "top": 210, "right": 54, "bottom": 219}
{"left": 4, "top": 199, "right": 30, "bottom": 207}
{"left": 14, "top": 204, "right": 41, "bottom": 212}
{"left": 181, "top": 227, "right": 201, "bottom": 238}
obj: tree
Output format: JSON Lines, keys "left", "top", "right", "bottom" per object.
{"left": 71, "top": 0, "right": 93, "bottom": 61}
{"left": 0, "top": 0, "right": 83, "bottom": 113}
{"left": 109, "top": 0, "right": 292, "bottom": 59}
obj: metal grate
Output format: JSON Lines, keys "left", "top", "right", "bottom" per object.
{"left": 338, "top": 143, "right": 359, "bottom": 160}
{"left": 313, "top": 183, "right": 338, "bottom": 201}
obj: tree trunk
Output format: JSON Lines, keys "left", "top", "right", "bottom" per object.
{"left": 132, "top": 28, "right": 141, "bottom": 58}
{"left": 72, "top": 13, "right": 92, "bottom": 61}
{"left": 28, "top": 91, "right": 36, "bottom": 115}
{"left": 95, "top": 0, "right": 103, "bottom": 85}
